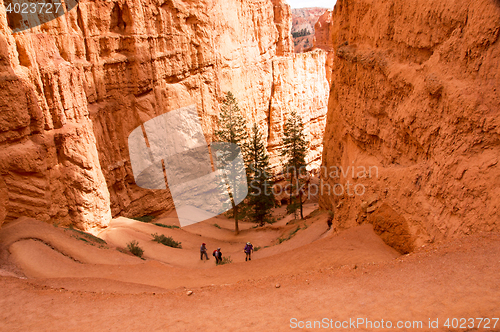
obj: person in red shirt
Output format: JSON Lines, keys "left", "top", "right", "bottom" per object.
{"left": 213, "top": 247, "right": 222, "bottom": 265}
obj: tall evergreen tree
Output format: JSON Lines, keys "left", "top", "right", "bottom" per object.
{"left": 246, "top": 123, "right": 275, "bottom": 226}
{"left": 281, "top": 110, "right": 308, "bottom": 219}
{"left": 214, "top": 91, "right": 249, "bottom": 235}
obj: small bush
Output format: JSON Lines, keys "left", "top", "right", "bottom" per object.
{"left": 286, "top": 202, "right": 301, "bottom": 218}
{"left": 66, "top": 226, "right": 107, "bottom": 248}
{"left": 290, "top": 226, "right": 300, "bottom": 237}
{"left": 154, "top": 223, "right": 180, "bottom": 229}
{"left": 127, "top": 240, "right": 144, "bottom": 258}
{"left": 132, "top": 215, "right": 155, "bottom": 223}
{"left": 68, "top": 228, "right": 107, "bottom": 245}
{"left": 308, "top": 208, "right": 322, "bottom": 219}
{"left": 277, "top": 226, "right": 301, "bottom": 244}
{"left": 254, "top": 246, "right": 261, "bottom": 252}
{"left": 218, "top": 256, "right": 232, "bottom": 265}
{"left": 213, "top": 223, "right": 221, "bottom": 229}
{"left": 151, "top": 233, "right": 182, "bottom": 248}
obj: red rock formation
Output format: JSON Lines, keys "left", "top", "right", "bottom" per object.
{"left": 319, "top": 0, "right": 500, "bottom": 251}
{"left": 268, "top": 50, "right": 329, "bottom": 171}
{"left": 0, "top": 0, "right": 329, "bottom": 230}
{"left": 313, "top": 10, "right": 333, "bottom": 51}
{"left": 272, "top": 0, "right": 294, "bottom": 55}
{"left": 313, "top": 9, "right": 334, "bottom": 85}
{"left": 0, "top": 31, "right": 112, "bottom": 233}
{"left": 291, "top": 7, "right": 328, "bottom": 53}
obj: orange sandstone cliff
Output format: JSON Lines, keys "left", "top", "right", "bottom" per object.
{"left": 0, "top": 0, "right": 329, "bottom": 231}
{"left": 319, "top": 0, "right": 500, "bottom": 252}
{"left": 291, "top": 7, "right": 328, "bottom": 53}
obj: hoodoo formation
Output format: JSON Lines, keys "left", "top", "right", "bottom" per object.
{"left": 1, "top": 0, "right": 499, "bottom": 331}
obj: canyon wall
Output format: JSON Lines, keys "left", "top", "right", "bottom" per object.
{"left": 319, "top": 0, "right": 500, "bottom": 252}
{"left": 291, "top": 7, "right": 328, "bottom": 53}
{"left": 0, "top": 0, "right": 329, "bottom": 230}
{"left": 313, "top": 9, "right": 332, "bottom": 51}
{"left": 313, "top": 10, "right": 334, "bottom": 85}
{"left": 0, "top": 22, "right": 112, "bottom": 233}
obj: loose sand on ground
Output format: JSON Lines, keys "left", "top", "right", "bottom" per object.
{"left": 1, "top": 205, "right": 499, "bottom": 331}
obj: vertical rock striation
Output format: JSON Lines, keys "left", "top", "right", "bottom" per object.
{"left": 313, "top": 9, "right": 334, "bottom": 84}
{"left": 319, "top": 0, "right": 500, "bottom": 251}
{"left": 0, "top": 29, "right": 112, "bottom": 233}
{"left": 0, "top": 0, "right": 329, "bottom": 229}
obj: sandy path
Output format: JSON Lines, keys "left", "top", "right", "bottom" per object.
{"left": 0, "top": 212, "right": 399, "bottom": 290}
{"left": 1, "top": 232, "right": 499, "bottom": 331}
{"left": 1, "top": 207, "right": 499, "bottom": 331}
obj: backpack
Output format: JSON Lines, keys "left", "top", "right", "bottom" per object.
{"left": 213, "top": 250, "right": 217, "bottom": 257}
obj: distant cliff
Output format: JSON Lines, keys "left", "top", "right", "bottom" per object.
{"left": 291, "top": 7, "right": 328, "bottom": 53}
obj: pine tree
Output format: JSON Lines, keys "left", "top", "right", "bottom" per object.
{"left": 246, "top": 123, "right": 275, "bottom": 226}
{"left": 281, "top": 110, "right": 308, "bottom": 219}
{"left": 214, "top": 91, "right": 249, "bottom": 235}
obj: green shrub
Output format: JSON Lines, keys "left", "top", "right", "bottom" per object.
{"left": 127, "top": 240, "right": 144, "bottom": 258}
{"left": 132, "top": 215, "right": 155, "bottom": 223}
{"left": 66, "top": 226, "right": 107, "bottom": 247}
{"left": 154, "top": 223, "right": 180, "bottom": 229}
{"left": 213, "top": 223, "right": 221, "bottom": 229}
{"left": 254, "top": 246, "right": 261, "bottom": 252}
{"left": 290, "top": 226, "right": 300, "bottom": 237}
{"left": 218, "top": 256, "right": 232, "bottom": 265}
{"left": 151, "top": 233, "right": 182, "bottom": 248}
{"left": 265, "top": 216, "right": 277, "bottom": 224}
{"left": 277, "top": 226, "right": 301, "bottom": 244}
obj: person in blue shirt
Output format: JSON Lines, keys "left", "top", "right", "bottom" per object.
{"left": 244, "top": 242, "right": 253, "bottom": 261}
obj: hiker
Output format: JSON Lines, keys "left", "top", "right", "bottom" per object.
{"left": 244, "top": 242, "right": 253, "bottom": 261}
{"left": 213, "top": 247, "right": 222, "bottom": 265}
{"left": 200, "top": 243, "right": 209, "bottom": 260}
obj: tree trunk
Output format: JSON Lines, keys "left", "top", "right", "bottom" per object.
{"left": 299, "top": 189, "right": 304, "bottom": 219}
{"left": 233, "top": 204, "right": 239, "bottom": 235}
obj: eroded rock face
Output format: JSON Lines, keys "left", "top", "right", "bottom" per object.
{"left": 0, "top": 0, "right": 329, "bottom": 229}
{"left": 268, "top": 50, "right": 329, "bottom": 171}
{"left": 313, "top": 9, "right": 334, "bottom": 85}
{"left": 313, "top": 10, "right": 332, "bottom": 51}
{"left": 0, "top": 31, "right": 112, "bottom": 233}
{"left": 291, "top": 7, "right": 328, "bottom": 53}
{"left": 319, "top": 0, "right": 500, "bottom": 250}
